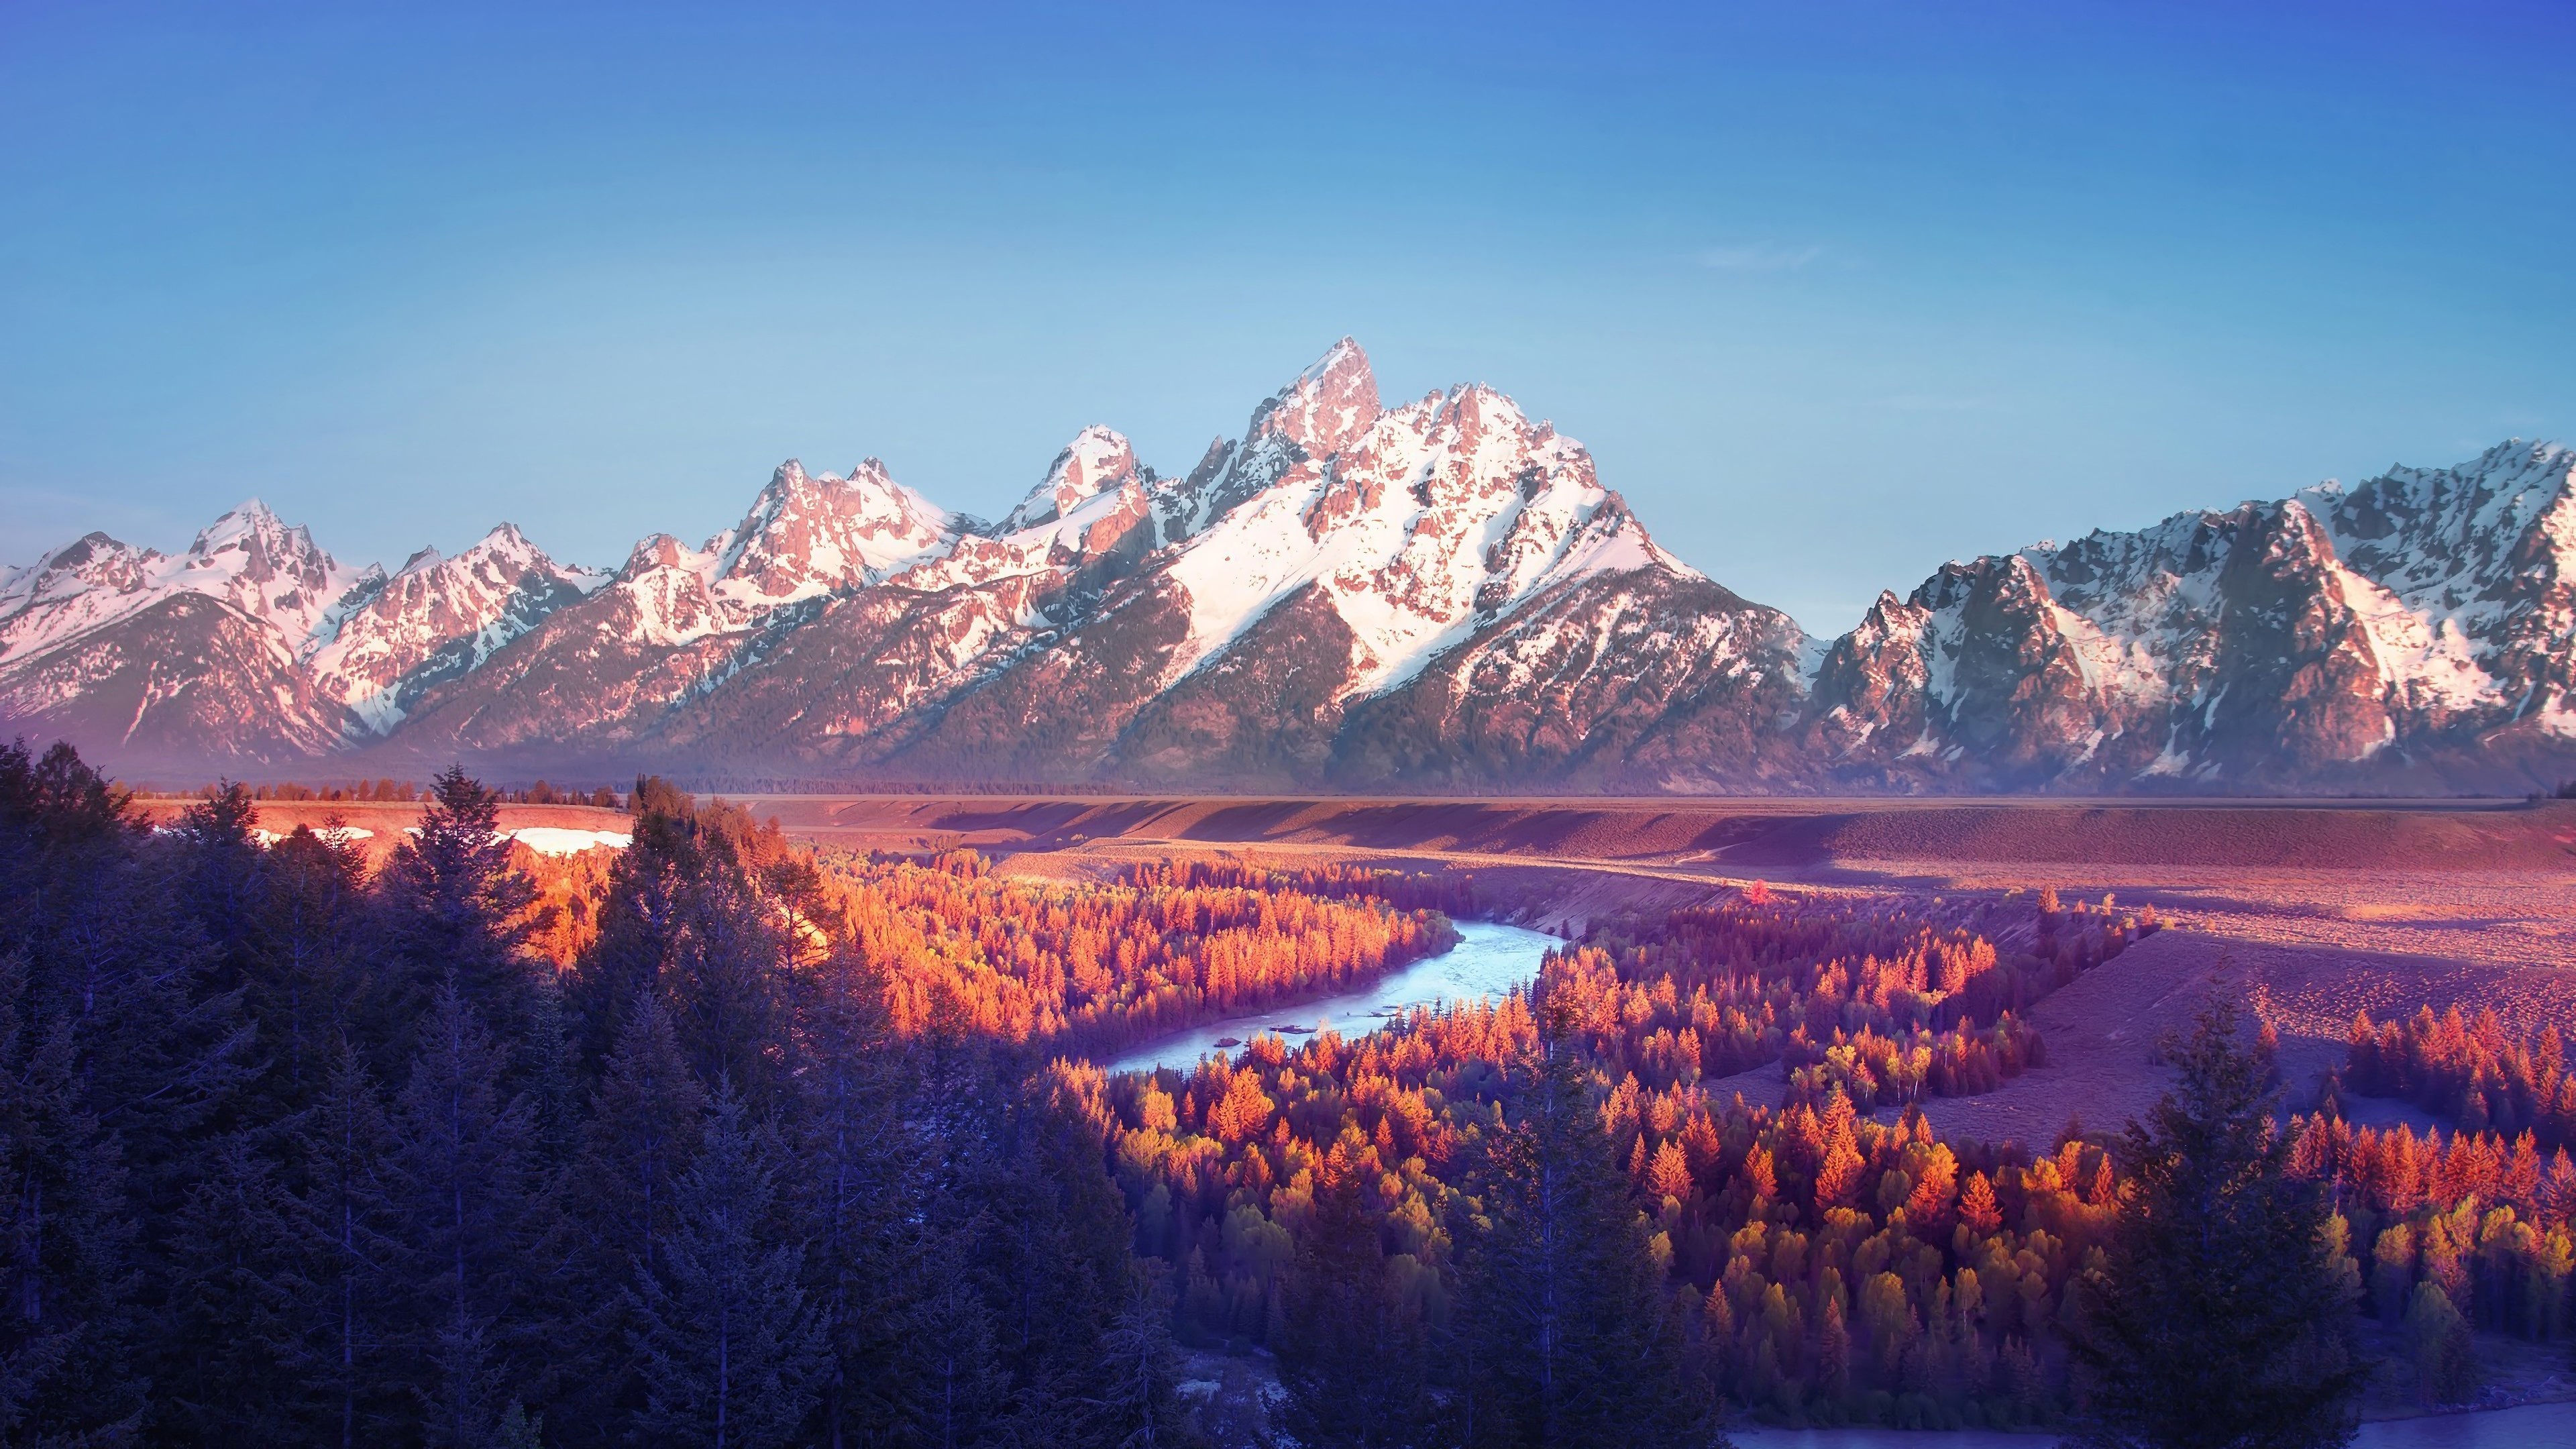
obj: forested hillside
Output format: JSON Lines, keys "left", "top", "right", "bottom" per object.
{"left": 0, "top": 745, "right": 1198, "bottom": 1446}
{"left": 3, "top": 740, "right": 2552, "bottom": 1444}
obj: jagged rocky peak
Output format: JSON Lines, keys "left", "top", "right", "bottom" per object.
{"left": 186, "top": 498, "right": 333, "bottom": 582}
{"left": 14, "top": 337, "right": 2571, "bottom": 794}
{"left": 714, "top": 457, "right": 955, "bottom": 604}
{"left": 623, "top": 533, "right": 700, "bottom": 577}
{"left": 307, "top": 521, "right": 606, "bottom": 732}
{"left": 1806, "top": 437, "right": 2576, "bottom": 789}
{"left": 463, "top": 521, "right": 546, "bottom": 568}
{"left": 170, "top": 500, "right": 364, "bottom": 633}
{"left": 38, "top": 531, "right": 147, "bottom": 578}
{"left": 1003, "top": 427, "right": 1148, "bottom": 531}
{"left": 1, "top": 531, "right": 152, "bottom": 608}
{"left": 1256, "top": 336, "right": 1382, "bottom": 458}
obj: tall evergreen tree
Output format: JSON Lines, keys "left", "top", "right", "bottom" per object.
{"left": 0, "top": 741, "right": 248, "bottom": 1444}
{"left": 166, "top": 782, "right": 266, "bottom": 991}
{"left": 566, "top": 781, "right": 700, "bottom": 1075}
{"left": 949, "top": 1046, "right": 1138, "bottom": 1442}
{"left": 1276, "top": 1134, "right": 1439, "bottom": 1448}
{"left": 383, "top": 983, "right": 556, "bottom": 1448}
{"left": 790, "top": 947, "right": 938, "bottom": 1447}
{"left": 629, "top": 1080, "right": 823, "bottom": 1449}
{"left": 896, "top": 1220, "right": 1008, "bottom": 1448}
{"left": 0, "top": 947, "right": 146, "bottom": 1444}
{"left": 284, "top": 1041, "right": 404, "bottom": 1449}
{"left": 245, "top": 826, "right": 384, "bottom": 1112}
{"left": 1451, "top": 995, "right": 1705, "bottom": 1449}
{"left": 569, "top": 781, "right": 793, "bottom": 1111}
{"left": 2067, "top": 999, "right": 2367, "bottom": 1449}
{"left": 379, "top": 767, "right": 545, "bottom": 1067}
{"left": 557, "top": 996, "right": 706, "bottom": 1444}
{"left": 1085, "top": 1276, "right": 1193, "bottom": 1449}
{"left": 158, "top": 1132, "right": 308, "bottom": 1444}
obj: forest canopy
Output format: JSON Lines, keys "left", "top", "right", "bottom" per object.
{"left": 0, "top": 741, "right": 2469, "bottom": 1446}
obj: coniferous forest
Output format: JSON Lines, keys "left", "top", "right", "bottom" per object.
{"left": 0, "top": 737, "right": 2471, "bottom": 1446}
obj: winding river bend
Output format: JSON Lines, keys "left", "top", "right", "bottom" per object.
{"left": 1099, "top": 920, "right": 1562, "bottom": 1077}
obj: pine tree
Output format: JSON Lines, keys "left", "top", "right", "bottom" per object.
{"left": 1277, "top": 1134, "right": 1438, "bottom": 1448}
{"left": 557, "top": 996, "right": 706, "bottom": 1442}
{"left": 383, "top": 983, "right": 555, "bottom": 1448}
{"left": 661, "top": 863, "right": 793, "bottom": 1110}
{"left": 568, "top": 784, "right": 700, "bottom": 1073}
{"left": 569, "top": 783, "right": 793, "bottom": 1110}
{"left": 789, "top": 947, "right": 938, "bottom": 1448}
{"left": 246, "top": 825, "right": 383, "bottom": 1112}
{"left": 1451, "top": 994, "right": 1707, "bottom": 1449}
{"left": 380, "top": 767, "right": 546, "bottom": 1069}
{"left": 2067, "top": 999, "right": 2367, "bottom": 1449}
{"left": 629, "top": 1080, "right": 823, "bottom": 1449}
{"left": 285, "top": 1041, "right": 404, "bottom": 1449}
{"left": 896, "top": 1223, "right": 1007, "bottom": 1448}
{"left": 0, "top": 741, "right": 247, "bottom": 1441}
{"left": 167, "top": 782, "right": 266, "bottom": 990}
{"left": 1085, "top": 1277, "right": 1193, "bottom": 1449}
{"left": 158, "top": 1131, "right": 308, "bottom": 1443}
{"left": 908, "top": 1032, "right": 1136, "bottom": 1444}
{"left": 0, "top": 947, "right": 147, "bottom": 1442}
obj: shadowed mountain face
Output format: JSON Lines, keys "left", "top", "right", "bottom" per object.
{"left": 7, "top": 344, "right": 2575, "bottom": 792}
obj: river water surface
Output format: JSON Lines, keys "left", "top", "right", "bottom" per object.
{"left": 1099, "top": 920, "right": 1562, "bottom": 1076}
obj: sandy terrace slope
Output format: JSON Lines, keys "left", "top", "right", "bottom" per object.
{"left": 730, "top": 794, "right": 2576, "bottom": 873}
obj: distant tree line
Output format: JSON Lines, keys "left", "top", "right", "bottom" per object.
{"left": 129, "top": 779, "right": 628, "bottom": 807}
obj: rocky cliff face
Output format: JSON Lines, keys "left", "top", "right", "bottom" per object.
{"left": 307, "top": 525, "right": 606, "bottom": 735}
{"left": 7, "top": 347, "right": 2571, "bottom": 793}
{"left": 1809, "top": 441, "right": 2576, "bottom": 790}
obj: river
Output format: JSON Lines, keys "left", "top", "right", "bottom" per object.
{"left": 1732, "top": 1402, "right": 2576, "bottom": 1448}
{"left": 1097, "top": 919, "right": 1562, "bottom": 1076}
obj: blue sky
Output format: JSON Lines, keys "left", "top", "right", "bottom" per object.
{"left": 3, "top": 1, "right": 2570, "bottom": 632}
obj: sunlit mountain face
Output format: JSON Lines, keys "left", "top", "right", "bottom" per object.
{"left": 8, "top": 341, "right": 2574, "bottom": 794}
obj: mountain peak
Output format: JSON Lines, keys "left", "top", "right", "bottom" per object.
{"left": 1254, "top": 337, "right": 1381, "bottom": 460}
{"left": 1004, "top": 426, "right": 1144, "bottom": 531}
{"left": 625, "top": 533, "right": 692, "bottom": 576}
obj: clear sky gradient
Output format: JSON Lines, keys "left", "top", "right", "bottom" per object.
{"left": 4, "top": 1, "right": 2570, "bottom": 632}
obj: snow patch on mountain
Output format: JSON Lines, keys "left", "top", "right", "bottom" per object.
{"left": 1001, "top": 427, "right": 1146, "bottom": 531}
{"left": 0, "top": 501, "right": 378, "bottom": 679}
{"left": 308, "top": 523, "right": 608, "bottom": 734}
{"left": 1161, "top": 358, "right": 1705, "bottom": 700}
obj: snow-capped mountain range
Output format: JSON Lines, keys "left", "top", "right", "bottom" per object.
{"left": 7, "top": 340, "right": 2573, "bottom": 793}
